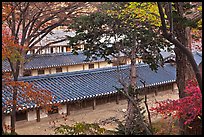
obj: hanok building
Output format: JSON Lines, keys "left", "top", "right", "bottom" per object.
{"left": 2, "top": 51, "right": 143, "bottom": 77}
{"left": 2, "top": 63, "right": 178, "bottom": 125}
{"left": 2, "top": 50, "right": 202, "bottom": 126}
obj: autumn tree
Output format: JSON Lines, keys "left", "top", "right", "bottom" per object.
{"left": 157, "top": 2, "right": 202, "bottom": 134}
{"left": 67, "top": 2, "right": 172, "bottom": 135}
{"left": 150, "top": 79, "right": 202, "bottom": 134}
{"left": 2, "top": 2, "right": 97, "bottom": 76}
{"left": 2, "top": 2, "right": 97, "bottom": 134}
{"left": 117, "top": 2, "right": 202, "bottom": 134}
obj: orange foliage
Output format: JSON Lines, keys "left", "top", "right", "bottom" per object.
{"left": 2, "top": 76, "right": 54, "bottom": 113}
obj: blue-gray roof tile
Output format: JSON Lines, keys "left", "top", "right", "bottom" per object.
{"left": 2, "top": 52, "right": 107, "bottom": 72}
{"left": 2, "top": 63, "right": 176, "bottom": 113}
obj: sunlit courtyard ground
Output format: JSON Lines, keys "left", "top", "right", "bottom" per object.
{"left": 13, "top": 90, "right": 179, "bottom": 135}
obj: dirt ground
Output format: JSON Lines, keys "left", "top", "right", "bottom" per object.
{"left": 14, "top": 89, "right": 179, "bottom": 135}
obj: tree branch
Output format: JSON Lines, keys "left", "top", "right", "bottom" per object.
{"left": 157, "top": 2, "right": 202, "bottom": 92}
{"left": 28, "top": 18, "right": 66, "bottom": 49}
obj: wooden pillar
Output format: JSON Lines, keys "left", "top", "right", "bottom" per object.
{"left": 172, "top": 83, "right": 174, "bottom": 92}
{"left": 107, "top": 95, "right": 110, "bottom": 103}
{"left": 92, "top": 98, "right": 96, "bottom": 110}
{"left": 83, "top": 64, "right": 85, "bottom": 70}
{"left": 66, "top": 103, "right": 70, "bottom": 116}
{"left": 154, "top": 86, "right": 158, "bottom": 96}
{"left": 36, "top": 108, "right": 40, "bottom": 122}
{"left": 84, "top": 100, "right": 87, "bottom": 108}
{"left": 98, "top": 62, "right": 100, "bottom": 68}
{"left": 116, "top": 93, "right": 119, "bottom": 104}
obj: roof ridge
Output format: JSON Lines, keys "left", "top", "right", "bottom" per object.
{"left": 26, "top": 51, "right": 84, "bottom": 58}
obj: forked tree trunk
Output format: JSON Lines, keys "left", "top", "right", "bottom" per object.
{"left": 124, "top": 46, "right": 151, "bottom": 135}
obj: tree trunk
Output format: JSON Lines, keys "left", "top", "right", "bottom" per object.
{"left": 2, "top": 111, "right": 5, "bottom": 134}
{"left": 173, "top": 3, "right": 195, "bottom": 134}
{"left": 11, "top": 76, "right": 18, "bottom": 134}
{"left": 124, "top": 48, "right": 137, "bottom": 134}
{"left": 124, "top": 47, "right": 152, "bottom": 135}
{"left": 19, "top": 51, "right": 26, "bottom": 77}
{"left": 10, "top": 60, "right": 20, "bottom": 134}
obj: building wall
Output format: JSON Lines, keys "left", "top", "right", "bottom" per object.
{"left": 50, "top": 68, "right": 56, "bottom": 74}
{"left": 173, "top": 83, "right": 178, "bottom": 91}
{"left": 31, "top": 70, "right": 38, "bottom": 76}
{"left": 62, "top": 66, "right": 68, "bottom": 73}
{"left": 99, "top": 61, "right": 112, "bottom": 68}
{"left": 83, "top": 64, "right": 89, "bottom": 70}
{"left": 27, "top": 110, "right": 37, "bottom": 121}
{"left": 44, "top": 69, "right": 50, "bottom": 75}
{"left": 3, "top": 115, "right": 11, "bottom": 126}
{"left": 7, "top": 82, "right": 178, "bottom": 124}
{"left": 40, "top": 110, "right": 48, "bottom": 119}
{"left": 58, "top": 104, "right": 67, "bottom": 115}
{"left": 94, "top": 62, "right": 99, "bottom": 69}
{"left": 29, "top": 59, "right": 141, "bottom": 77}
{"left": 68, "top": 64, "right": 84, "bottom": 72}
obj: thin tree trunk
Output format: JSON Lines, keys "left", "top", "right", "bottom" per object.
{"left": 11, "top": 76, "right": 18, "bottom": 134}
{"left": 10, "top": 61, "right": 20, "bottom": 134}
{"left": 19, "top": 51, "right": 26, "bottom": 77}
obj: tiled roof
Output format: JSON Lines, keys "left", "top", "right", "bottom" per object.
{"left": 2, "top": 63, "right": 176, "bottom": 113}
{"left": 3, "top": 51, "right": 201, "bottom": 73}
{"left": 162, "top": 51, "right": 202, "bottom": 65}
{"left": 2, "top": 52, "right": 108, "bottom": 72}
{"left": 193, "top": 51, "right": 202, "bottom": 65}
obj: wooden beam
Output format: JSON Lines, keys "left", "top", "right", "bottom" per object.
{"left": 66, "top": 103, "right": 70, "bottom": 116}
{"left": 92, "top": 98, "right": 96, "bottom": 110}
{"left": 36, "top": 108, "right": 40, "bottom": 122}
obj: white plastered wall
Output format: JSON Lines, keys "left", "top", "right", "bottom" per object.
{"left": 58, "top": 104, "right": 67, "bottom": 115}
{"left": 68, "top": 64, "right": 83, "bottom": 72}
{"left": 44, "top": 69, "right": 50, "bottom": 75}
{"left": 62, "top": 66, "right": 68, "bottom": 73}
{"left": 99, "top": 61, "right": 113, "bottom": 68}
{"left": 40, "top": 110, "right": 48, "bottom": 119}
{"left": 27, "top": 110, "right": 37, "bottom": 121}
{"left": 31, "top": 70, "right": 38, "bottom": 76}
{"left": 50, "top": 68, "right": 56, "bottom": 74}
{"left": 3, "top": 115, "right": 11, "bottom": 126}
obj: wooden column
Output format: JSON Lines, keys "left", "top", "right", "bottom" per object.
{"left": 171, "top": 83, "right": 174, "bottom": 92}
{"left": 92, "top": 98, "right": 96, "bottom": 110}
{"left": 154, "top": 86, "right": 158, "bottom": 96}
{"left": 98, "top": 62, "right": 100, "bottom": 68}
{"left": 83, "top": 64, "right": 85, "bottom": 70}
{"left": 116, "top": 93, "right": 119, "bottom": 104}
{"left": 36, "top": 108, "right": 40, "bottom": 122}
{"left": 66, "top": 103, "right": 70, "bottom": 116}
{"left": 83, "top": 100, "right": 87, "bottom": 108}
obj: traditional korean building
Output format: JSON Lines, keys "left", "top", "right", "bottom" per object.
{"left": 2, "top": 52, "right": 143, "bottom": 77}
{"left": 2, "top": 50, "right": 202, "bottom": 126}
{"left": 2, "top": 63, "right": 177, "bottom": 125}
